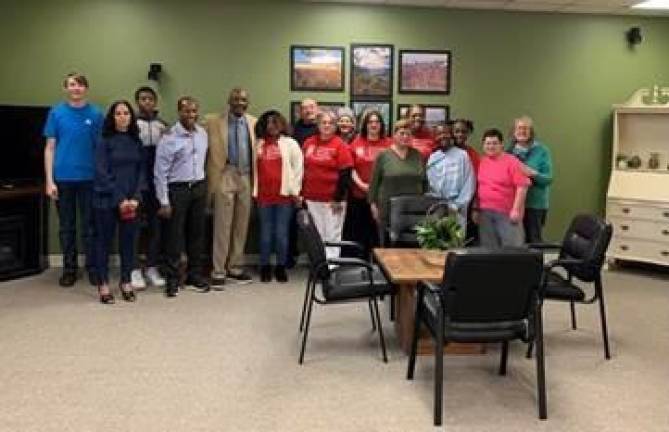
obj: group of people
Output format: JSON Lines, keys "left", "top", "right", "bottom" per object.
{"left": 44, "top": 71, "right": 553, "bottom": 304}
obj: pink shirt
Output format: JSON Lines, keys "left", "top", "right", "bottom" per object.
{"left": 477, "top": 153, "right": 530, "bottom": 214}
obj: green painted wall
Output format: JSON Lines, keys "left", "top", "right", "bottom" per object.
{"left": 1, "top": 0, "right": 668, "bottom": 252}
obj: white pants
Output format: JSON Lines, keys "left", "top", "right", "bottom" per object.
{"left": 306, "top": 200, "right": 347, "bottom": 260}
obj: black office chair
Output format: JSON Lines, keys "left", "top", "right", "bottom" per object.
{"left": 381, "top": 195, "right": 450, "bottom": 321}
{"left": 527, "top": 214, "right": 613, "bottom": 360}
{"left": 384, "top": 195, "right": 449, "bottom": 247}
{"left": 407, "top": 248, "right": 547, "bottom": 425}
{"left": 296, "top": 208, "right": 392, "bottom": 364}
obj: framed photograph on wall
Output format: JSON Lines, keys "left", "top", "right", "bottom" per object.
{"left": 350, "top": 100, "right": 392, "bottom": 132}
{"left": 350, "top": 44, "right": 394, "bottom": 99}
{"left": 397, "top": 104, "right": 450, "bottom": 128}
{"left": 398, "top": 50, "right": 451, "bottom": 94}
{"left": 290, "top": 46, "right": 345, "bottom": 92}
{"left": 290, "top": 101, "right": 345, "bottom": 126}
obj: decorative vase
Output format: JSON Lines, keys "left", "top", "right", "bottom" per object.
{"left": 648, "top": 152, "right": 660, "bottom": 169}
{"left": 627, "top": 155, "right": 642, "bottom": 169}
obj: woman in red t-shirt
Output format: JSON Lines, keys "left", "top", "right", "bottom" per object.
{"left": 301, "top": 110, "right": 353, "bottom": 259}
{"left": 408, "top": 104, "right": 436, "bottom": 162}
{"left": 253, "top": 110, "right": 303, "bottom": 283}
{"left": 342, "top": 110, "right": 391, "bottom": 258}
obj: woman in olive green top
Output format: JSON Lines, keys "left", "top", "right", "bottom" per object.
{"left": 368, "top": 119, "right": 426, "bottom": 229}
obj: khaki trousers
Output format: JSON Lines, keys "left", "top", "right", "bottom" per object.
{"left": 212, "top": 165, "right": 251, "bottom": 276}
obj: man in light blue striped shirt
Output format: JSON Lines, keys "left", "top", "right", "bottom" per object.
{"left": 426, "top": 123, "right": 475, "bottom": 231}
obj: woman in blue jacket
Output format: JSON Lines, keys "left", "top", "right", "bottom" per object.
{"left": 93, "top": 101, "right": 145, "bottom": 304}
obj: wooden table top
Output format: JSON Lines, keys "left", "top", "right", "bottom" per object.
{"left": 373, "top": 248, "right": 447, "bottom": 283}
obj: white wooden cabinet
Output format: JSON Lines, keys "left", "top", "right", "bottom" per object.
{"left": 606, "top": 88, "right": 669, "bottom": 267}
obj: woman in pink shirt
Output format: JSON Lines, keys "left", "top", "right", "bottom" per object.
{"left": 474, "top": 128, "right": 530, "bottom": 248}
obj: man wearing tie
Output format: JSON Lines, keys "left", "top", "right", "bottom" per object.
{"left": 205, "top": 88, "right": 257, "bottom": 288}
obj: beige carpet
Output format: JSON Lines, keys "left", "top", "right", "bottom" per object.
{"left": 0, "top": 265, "right": 667, "bottom": 432}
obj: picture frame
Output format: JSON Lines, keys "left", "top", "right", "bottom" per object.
{"left": 350, "top": 100, "right": 393, "bottom": 133}
{"left": 350, "top": 44, "right": 394, "bottom": 99}
{"left": 398, "top": 50, "right": 452, "bottom": 94}
{"left": 290, "top": 101, "right": 346, "bottom": 126}
{"left": 290, "top": 45, "right": 345, "bottom": 92}
{"left": 397, "top": 104, "right": 450, "bottom": 129}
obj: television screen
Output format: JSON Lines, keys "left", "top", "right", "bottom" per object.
{"left": 0, "top": 105, "right": 49, "bottom": 185}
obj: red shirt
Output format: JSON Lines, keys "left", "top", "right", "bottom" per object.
{"left": 410, "top": 128, "right": 435, "bottom": 162}
{"left": 478, "top": 153, "right": 530, "bottom": 214}
{"left": 349, "top": 135, "right": 391, "bottom": 199}
{"left": 302, "top": 135, "right": 353, "bottom": 202}
{"left": 464, "top": 145, "right": 481, "bottom": 175}
{"left": 257, "top": 137, "right": 291, "bottom": 206}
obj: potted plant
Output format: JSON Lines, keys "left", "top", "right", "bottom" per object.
{"left": 415, "top": 211, "right": 465, "bottom": 265}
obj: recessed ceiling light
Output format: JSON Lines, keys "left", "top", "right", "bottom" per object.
{"left": 632, "top": 0, "right": 669, "bottom": 10}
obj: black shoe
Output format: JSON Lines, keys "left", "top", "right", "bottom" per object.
{"left": 185, "top": 274, "right": 210, "bottom": 292}
{"left": 59, "top": 272, "right": 77, "bottom": 287}
{"left": 119, "top": 283, "right": 136, "bottom": 302}
{"left": 210, "top": 276, "right": 226, "bottom": 291}
{"left": 275, "top": 265, "right": 288, "bottom": 283}
{"left": 97, "top": 286, "right": 115, "bottom": 305}
{"left": 87, "top": 271, "right": 99, "bottom": 286}
{"left": 165, "top": 281, "right": 179, "bottom": 298}
{"left": 260, "top": 265, "right": 272, "bottom": 283}
{"left": 227, "top": 270, "right": 252, "bottom": 284}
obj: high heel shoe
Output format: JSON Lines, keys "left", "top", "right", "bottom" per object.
{"left": 98, "top": 285, "right": 115, "bottom": 305}
{"left": 119, "top": 283, "right": 136, "bottom": 302}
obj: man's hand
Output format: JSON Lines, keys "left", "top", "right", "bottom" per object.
{"left": 45, "top": 182, "right": 58, "bottom": 200}
{"left": 370, "top": 203, "right": 380, "bottom": 223}
{"left": 157, "top": 205, "right": 172, "bottom": 219}
{"left": 471, "top": 210, "right": 480, "bottom": 225}
{"left": 509, "top": 208, "right": 522, "bottom": 224}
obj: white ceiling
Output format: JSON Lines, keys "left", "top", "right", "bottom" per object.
{"left": 303, "top": 0, "right": 669, "bottom": 16}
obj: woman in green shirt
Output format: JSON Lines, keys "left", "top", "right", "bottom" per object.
{"left": 507, "top": 115, "right": 553, "bottom": 243}
{"left": 368, "top": 119, "right": 426, "bottom": 235}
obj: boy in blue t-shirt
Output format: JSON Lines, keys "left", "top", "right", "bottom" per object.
{"left": 43, "top": 72, "right": 104, "bottom": 287}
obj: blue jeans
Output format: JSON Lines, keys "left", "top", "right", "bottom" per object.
{"left": 94, "top": 207, "right": 139, "bottom": 284}
{"left": 258, "top": 204, "right": 293, "bottom": 266}
{"left": 55, "top": 181, "right": 95, "bottom": 274}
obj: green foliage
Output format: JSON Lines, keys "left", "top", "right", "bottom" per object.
{"left": 415, "top": 214, "right": 465, "bottom": 250}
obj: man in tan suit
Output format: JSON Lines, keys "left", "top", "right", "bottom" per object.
{"left": 204, "top": 88, "right": 257, "bottom": 287}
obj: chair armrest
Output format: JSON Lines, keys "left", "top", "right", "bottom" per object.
{"left": 545, "top": 258, "right": 585, "bottom": 272}
{"left": 324, "top": 240, "right": 364, "bottom": 252}
{"left": 328, "top": 257, "right": 374, "bottom": 271}
{"left": 527, "top": 242, "right": 563, "bottom": 251}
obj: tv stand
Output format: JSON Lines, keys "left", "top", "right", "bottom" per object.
{"left": 0, "top": 182, "right": 48, "bottom": 281}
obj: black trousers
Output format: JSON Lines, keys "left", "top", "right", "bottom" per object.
{"left": 163, "top": 181, "right": 207, "bottom": 284}
{"left": 523, "top": 208, "right": 547, "bottom": 244}
{"left": 342, "top": 196, "right": 379, "bottom": 259}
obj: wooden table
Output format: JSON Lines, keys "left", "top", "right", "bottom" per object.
{"left": 374, "top": 248, "right": 485, "bottom": 356}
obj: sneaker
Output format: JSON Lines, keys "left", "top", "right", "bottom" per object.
{"left": 145, "top": 266, "right": 165, "bottom": 287}
{"left": 210, "top": 276, "right": 226, "bottom": 291}
{"left": 130, "top": 269, "right": 147, "bottom": 290}
{"left": 185, "top": 274, "right": 210, "bottom": 293}
{"left": 59, "top": 272, "right": 77, "bottom": 287}
{"left": 260, "top": 265, "right": 272, "bottom": 283}
{"left": 274, "top": 265, "right": 288, "bottom": 283}
{"left": 227, "top": 270, "right": 252, "bottom": 284}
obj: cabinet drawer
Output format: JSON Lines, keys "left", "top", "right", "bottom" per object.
{"left": 609, "top": 238, "right": 669, "bottom": 266}
{"left": 609, "top": 217, "right": 669, "bottom": 241}
{"left": 607, "top": 201, "right": 669, "bottom": 221}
